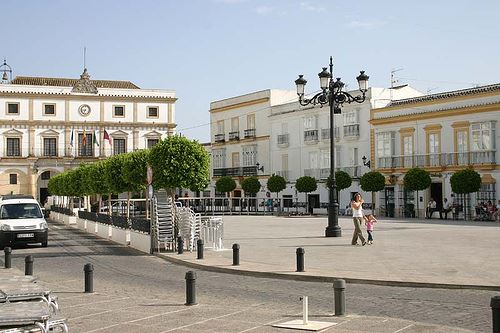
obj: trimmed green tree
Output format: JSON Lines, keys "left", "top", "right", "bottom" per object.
{"left": 215, "top": 176, "right": 237, "bottom": 196}
{"left": 326, "top": 171, "right": 352, "bottom": 209}
{"left": 241, "top": 176, "right": 261, "bottom": 212}
{"left": 403, "top": 167, "right": 431, "bottom": 218}
{"left": 295, "top": 176, "right": 317, "bottom": 214}
{"left": 360, "top": 171, "right": 386, "bottom": 214}
{"left": 148, "top": 135, "right": 210, "bottom": 199}
{"left": 450, "top": 168, "right": 481, "bottom": 220}
{"left": 267, "top": 174, "right": 287, "bottom": 213}
{"left": 122, "top": 150, "right": 150, "bottom": 217}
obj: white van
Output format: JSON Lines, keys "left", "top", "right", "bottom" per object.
{"left": 0, "top": 195, "right": 48, "bottom": 249}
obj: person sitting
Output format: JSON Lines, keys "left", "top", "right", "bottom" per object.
{"left": 426, "top": 198, "right": 438, "bottom": 219}
{"left": 440, "top": 198, "right": 452, "bottom": 220}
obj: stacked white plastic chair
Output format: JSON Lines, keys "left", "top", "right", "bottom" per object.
{"left": 176, "top": 207, "right": 201, "bottom": 251}
{"left": 152, "top": 190, "right": 174, "bottom": 251}
{"left": 201, "top": 216, "right": 224, "bottom": 250}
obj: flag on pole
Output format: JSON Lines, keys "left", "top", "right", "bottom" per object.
{"left": 93, "top": 130, "right": 99, "bottom": 146}
{"left": 82, "top": 129, "right": 87, "bottom": 146}
{"left": 103, "top": 129, "right": 112, "bottom": 145}
{"left": 70, "top": 129, "right": 74, "bottom": 147}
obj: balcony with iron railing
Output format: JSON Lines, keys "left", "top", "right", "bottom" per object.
{"left": 244, "top": 128, "right": 256, "bottom": 138}
{"left": 304, "top": 130, "right": 318, "bottom": 144}
{"left": 304, "top": 166, "right": 361, "bottom": 180}
{"left": 214, "top": 134, "right": 225, "bottom": 143}
{"left": 229, "top": 131, "right": 240, "bottom": 141}
{"left": 277, "top": 134, "right": 289, "bottom": 147}
{"left": 343, "top": 124, "right": 360, "bottom": 138}
{"left": 377, "top": 150, "right": 496, "bottom": 169}
{"left": 213, "top": 166, "right": 258, "bottom": 177}
{"left": 275, "top": 170, "right": 290, "bottom": 180}
{"left": 321, "top": 128, "right": 340, "bottom": 141}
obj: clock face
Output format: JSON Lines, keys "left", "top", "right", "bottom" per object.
{"left": 79, "top": 104, "right": 91, "bottom": 116}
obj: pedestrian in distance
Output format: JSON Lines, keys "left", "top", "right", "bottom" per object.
{"left": 440, "top": 198, "right": 452, "bottom": 220}
{"left": 364, "top": 213, "right": 377, "bottom": 245}
{"left": 426, "top": 198, "right": 437, "bottom": 219}
{"left": 351, "top": 193, "right": 367, "bottom": 246}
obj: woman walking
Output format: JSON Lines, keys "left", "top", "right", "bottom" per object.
{"left": 351, "top": 193, "right": 367, "bottom": 246}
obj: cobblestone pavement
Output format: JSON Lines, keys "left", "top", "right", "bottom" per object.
{"left": 1, "top": 221, "right": 494, "bottom": 332}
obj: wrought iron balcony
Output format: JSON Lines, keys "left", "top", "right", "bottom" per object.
{"left": 304, "top": 130, "right": 319, "bottom": 143}
{"left": 244, "top": 128, "right": 256, "bottom": 138}
{"left": 214, "top": 134, "right": 225, "bottom": 143}
{"left": 376, "top": 150, "right": 496, "bottom": 169}
{"left": 304, "top": 166, "right": 361, "bottom": 180}
{"left": 213, "top": 166, "right": 258, "bottom": 177}
{"left": 343, "top": 124, "right": 360, "bottom": 138}
{"left": 229, "top": 131, "right": 240, "bottom": 141}
{"left": 321, "top": 128, "right": 340, "bottom": 140}
{"left": 277, "top": 134, "right": 289, "bottom": 147}
{"left": 275, "top": 170, "right": 290, "bottom": 180}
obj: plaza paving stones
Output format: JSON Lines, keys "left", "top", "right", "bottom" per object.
{"left": 160, "top": 215, "right": 500, "bottom": 289}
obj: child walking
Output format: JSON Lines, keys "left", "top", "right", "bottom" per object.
{"left": 364, "top": 214, "right": 377, "bottom": 245}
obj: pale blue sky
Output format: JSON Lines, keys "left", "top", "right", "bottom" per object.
{"left": 3, "top": 0, "right": 499, "bottom": 142}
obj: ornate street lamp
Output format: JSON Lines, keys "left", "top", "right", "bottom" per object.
{"left": 295, "top": 56, "right": 369, "bottom": 237}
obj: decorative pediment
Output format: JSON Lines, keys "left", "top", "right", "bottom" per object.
{"left": 110, "top": 130, "right": 128, "bottom": 138}
{"left": 145, "top": 130, "right": 162, "bottom": 138}
{"left": 3, "top": 129, "right": 23, "bottom": 136}
{"left": 71, "top": 68, "right": 98, "bottom": 94}
{"left": 40, "top": 129, "right": 59, "bottom": 137}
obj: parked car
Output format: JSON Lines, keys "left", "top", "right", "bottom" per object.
{"left": 0, "top": 194, "right": 48, "bottom": 249}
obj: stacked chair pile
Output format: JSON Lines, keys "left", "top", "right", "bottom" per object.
{"left": 0, "top": 270, "right": 68, "bottom": 333}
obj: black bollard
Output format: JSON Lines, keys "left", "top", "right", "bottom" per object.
{"left": 196, "top": 239, "right": 204, "bottom": 259}
{"left": 185, "top": 271, "right": 197, "bottom": 306}
{"left": 492, "top": 296, "right": 500, "bottom": 333}
{"left": 333, "top": 279, "right": 346, "bottom": 316}
{"left": 84, "top": 263, "right": 94, "bottom": 293}
{"left": 296, "top": 247, "right": 305, "bottom": 272}
{"left": 25, "top": 255, "right": 34, "bottom": 276}
{"left": 4, "top": 247, "right": 11, "bottom": 269}
{"left": 177, "top": 236, "right": 184, "bottom": 254}
{"left": 232, "top": 243, "right": 240, "bottom": 266}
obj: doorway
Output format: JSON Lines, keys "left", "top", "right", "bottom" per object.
{"left": 40, "top": 188, "right": 49, "bottom": 206}
{"left": 430, "top": 183, "right": 443, "bottom": 210}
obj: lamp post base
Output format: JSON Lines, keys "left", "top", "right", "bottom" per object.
{"left": 325, "top": 225, "right": 342, "bottom": 237}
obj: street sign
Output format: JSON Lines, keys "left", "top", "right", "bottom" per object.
{"left": 147, "top": 166, "right": 153, "bottom": 185}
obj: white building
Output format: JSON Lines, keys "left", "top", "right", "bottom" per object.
{"left": 207, "top": 85, "right": 423, "bottom": 212}
{"left": 269, "top": 86, "right": 423, "bottom": 212}
{"left": 371, "top": 84, "right": 499, "bottom": 217}
{"left": 0, "top": 66, "right": 176, "bottom": 203}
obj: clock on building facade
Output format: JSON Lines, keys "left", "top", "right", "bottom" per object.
{"left": 79, "top": 104, "right": 91, "bottom": 116}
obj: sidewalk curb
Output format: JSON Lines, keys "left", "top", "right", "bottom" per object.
{"left": 156, "top": 253, "right": 500, "bottom": 292}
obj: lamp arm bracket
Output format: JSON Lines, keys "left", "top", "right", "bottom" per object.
{"left": 298, "top": 91, "right": 329, "bottom": 107}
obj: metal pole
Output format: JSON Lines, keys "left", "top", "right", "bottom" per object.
{"left": 232, "top": 243, "right": 240, "bottom": 266}
{"left": 333, "top": 279, "right": 346, "bottom": 316}
{"left": 302, "top": 296, "right": 309, "bottom": 325}
{"left": 4, "top": 247, "right": 11, "bottom": 269}
{"left": 185, "top": 271, "right": 197, "bottom": 306}
{"left": 177, "top": 236, "right": 184, "bottom": 254}
{"left": 492, "top": 296, "right": 500, "bottom": 333}
{"left": 84, "top": 263, "right": 94, "bottom": 293}
{"left": 296, "top": 247, "right": 305, "bottom": 272}
{"left": 197, "top": 239, "right": 204, "bottom": 259}
{"left": 325, "top": 56, "right": 342, "bottom": 237}
{"left": 25, "top": 255, "right": 34, "bottom": 275}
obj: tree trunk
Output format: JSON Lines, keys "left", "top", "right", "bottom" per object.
{"left": 127, "top": 191, "right": 131, "bottom": 220}
{"left": 416, "top": 191, "right": 419, "bottom": 219}
{"left": 371, "top": 192, "right": 375, "bottom": 215}
{"left": 108, "top": 194, "right": 112, "bottom": 216}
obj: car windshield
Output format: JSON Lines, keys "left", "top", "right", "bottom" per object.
{"left": 0, "top": 203, "right": 42, "bottom": 219}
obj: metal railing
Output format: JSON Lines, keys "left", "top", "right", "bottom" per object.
{"left": 244, "top": 128, "right": 256, "bottom": 138}
{"left": 213, "top": 166, "right": 258, "bottom": 177}
{"left": 377, "top": 150, "right": 496, "bottom": 169}
{"left": 275, "top": 170, "right": 290, "bottom": 180}
{"left": 343, "top": 124, "right": 360, "bottom": 138}
{"left": 304, "top": 130, "right": 318, "bottom": 142}
{"left": 304, "top": 166, "right": 361, "bottom": 179}
{"left": 214, "top": 134, "right": 225, "bottom": 142}
{"left": 277, "top": 134, "right": 289, "bottom": 146}
{"left": 229, "top": 131, "right": 240, "bottom": 141}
